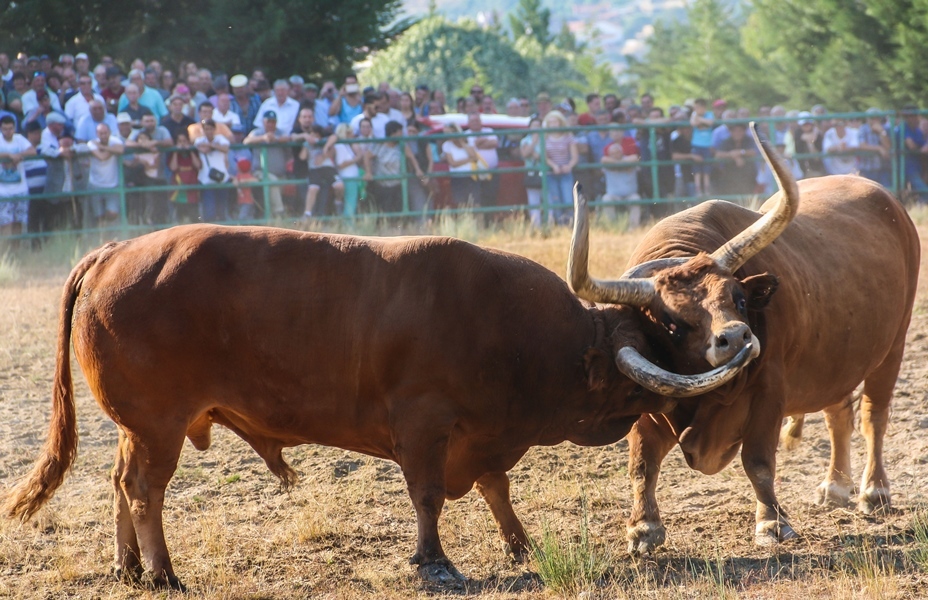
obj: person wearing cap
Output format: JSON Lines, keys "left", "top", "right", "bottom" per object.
{"left": 794, "top": 110, "right": 825, "bottom": 178}
{"left": 253, "top": 79, "right": 300, "bottom": 135}
{"left": 856, "top": 108, "right": 891, "bottom": 187}
{"left": 115, "top": 112, "right": 134, "bottom": 141}
{"left": 350, "top": 92, "right": 389, "bottom": 138}
{"left": 101, "top": 67, "right": 124, "bottom": 115}
{"left": 229, "top": 74, "right": 261, "bottom": 135}
{"left": 21, "top": 71, "right": 62, "bottom": 114}
{"left": 64, "top": 72, "right": 104, "bottom": 125}
{"left": 0, "top": 114, "right": 36, "bottom": 236}
{"left": 117, "top": 69, "right": 167, "bottom": 121}
{"left": 244, "top": 110, "right": 291, "bottom": 217}
{"left": 74, "top": 53, "right": 90, "bottom": 76}
{"left": 75, "top": 99, "right": 118, "bottom": 144}
{"left": 160, "top": 94, "right": 195, "bottom": 142}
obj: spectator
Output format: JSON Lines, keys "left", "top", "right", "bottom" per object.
{"left": 64, "top": 73, "right": 104, "bottom": 124}
{"left": 126, "top": 113, "right": 172, "bottom": 223}
{"left": 161, "top": 94, "right": 195, "bottom": 142}
{"left": 710, "top": 108, "right": 737, "bottom": 152}
{"left": 145, "top": 68, "right": 167, "bottom": 100}
{"left": 363, "top": 120, "right": 415, "bottom": 214}
{"left": 822, "top": 117, "right": 860, "bottom": 175}
{"left": 405, "top": 119, "right": 433, "bottom": 216}
{"left": 414, "top": 84, "right": 430, "bottom": 118}
{"left": 481, "top": 96, "right": 498, "bottom": 115}
{"left": 254, "top": 79, "right": 300, "bottom": 134}
{"left": 24, "top": 120, "right": 57, "bottom": 238}
{"left": 187, "top": 102, "right": 233, "bottom": 140}
{"left": 290, "top": 106, "right": 318, "bottom": 215}
{"left": 535, "top": 92, "right": 553, "bottom": 120}
{"left": 195, "top": 118, "right": 231, "bottom": 221}
{"left": 0, "top": 53, "right": 11, "bottom": 89}
{"left": 713, "top": 122, "right": 759, "bottom": 196}
{"left": 398, "top": 92, "right": 416, "bottom": 124}
{"left": 21, "top": 71, "right": 62, "bottom": 114}
{"left": 101, "top": 67, "right": 124, "bottom": 115}
{"left": 578, "top": 94, "right": 601, "bottom": 126}
{"left": 857, "top": 108, "right": 891, "bottom": 187}
{"left": 288, "top": 75, "right": 305, "bottom": 104}
{"left": 91, "top": 64, "right": 107, "bottom": 94}
{"left": 120, "top": 85, "right": 151, "bottom": 129}
{"left": 0, "top": 114, "right": 36, "bottom": 235}
{"left": 314, "top": 81, "right": 338, "bottom": 133}
{"left": 212, "top": 93, "right": 241, "bottom": 129}
{"left": 253, "top": 79, "right": 271, "bottom": 102}
{"left": 601, "top": 134, "right": 642, "bottom": 226}
{"left": 75, "top": 99, "right": 118, "bottom": 143}
{"left": 466, "top": 111, "right": 499, "bottom": 219}
{"left": 637, "top": 107, "right": 675, "bottom": 205}
{"left": 228, "top": 74, "right": 261, "bottom": 135}
{"left": 330, "top": 123, "right": 363, "bottom": 216}
{"left": 898, "top": 105, "right": 928, "bottom": 202}
{"left": 350, "top": 92, "right": 387, "bottom": 138}
{"left": 519, "top": 116, "right": 545, "bottom": 228}
{"left": 115, "top": 112, "right": 134, "bottom": 141}
{"left": 117, "top": 69, "right": 167, "bottom": 121}
{"left": 689, "top": 98, "right": 714, "bottom": 195}
{"left": 300, "top": 124, "right": 338, "bottom": 217}
{"left": 86, "top": 123, "right": 125, "bottom": 227}
{"left": 441, "top": 121, "right": 479, "bottom": 207}
{"left": 233, "top": 158, "right": 259, "bottom": 221}
{"left": 167, "top": 131, "right": 201, "bottom": 223}
{"left": 227, "top": 124, "right": 252, "bottom": 178}
{"left": 6, "top": 72, "right": 28, "bottom": 117}
{"left": 244, "top": 111, "right": 290, "bottom": 217}
{"left": 794, "top": 111, "right": 826, "bottom": 178}
{"left": 22, "top": 89, "right": 64, "bottom": 131}
{"left": 603, "top": 94, "right": 619, "bottom": 114}
{"left": 432, "top": 89, "right": 447, "bottom": 114}
{"left": 670, "top": 121, "right": 700, "bottom": 199}
{"left": 541, "top": 110, "right": 578, "bottom": 224}
{"left": 160, "top": 70, "right": 176, "bottom": 96}
{"left": 377, "top": 91, "right": 405, "bottom": 130}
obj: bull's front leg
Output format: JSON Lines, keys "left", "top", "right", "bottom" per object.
{"left": 741, "top": 397, "right": 798, "bottom": 546}
{"left": 392, "top": 409, "right": 465, "bottom": 586}
{"left": 626, "top": 415, "right": 677, "bottom": 555}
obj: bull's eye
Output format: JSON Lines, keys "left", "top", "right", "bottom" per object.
{"left": 659, "top": 312, "right": 684, "bottom": 339}
{"left": 734, "top": 292, "right": 747, "bottom": 315}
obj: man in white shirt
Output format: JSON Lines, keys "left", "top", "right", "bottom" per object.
{"left": 212, "top": 93, "right": 242, "bottom": 129}
{"left": 349, "top": 92, "right": 389, "bottom": 138}
{"left": 64, "top": 73, "right": 105, "bottom": 124}
{"left": 86, "top": 123, "right": 124, "bottom": 226}
{"left": 253, "top": 79, "right": 300, "bottom": 135}
{"left": 822, "top": 117, "right": 860, "bottom": 175}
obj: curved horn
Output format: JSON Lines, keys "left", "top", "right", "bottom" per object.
{"left": 709, "top": 121, "right": 800, "bottom": 272}
{"left": 621, "top": 257, "right": 690, "bottom": 279}
{"left": 568, "top": 183, "right": 655, "bottom": 306}
{"left": 616, "top": 342, "right": 757, "bottom": 398}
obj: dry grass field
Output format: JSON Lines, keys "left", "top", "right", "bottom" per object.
{"left": 2, "top": 211, "right": 928, "bottom": 599}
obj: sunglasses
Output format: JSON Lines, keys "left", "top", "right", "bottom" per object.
{"left": 32, "top": 71, "right": 45, "bottom": 78}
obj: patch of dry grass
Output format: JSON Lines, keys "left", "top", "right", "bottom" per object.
{"left": 2, "top": 215, "right": 928, "bottom": 598}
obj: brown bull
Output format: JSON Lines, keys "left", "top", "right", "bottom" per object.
{"left": 571, "top": 128, "right": 919, "bottom": 551}
{"left": 4, "top": 226, "right": 755, "bottom": 590}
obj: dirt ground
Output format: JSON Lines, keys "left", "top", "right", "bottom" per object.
{"left": 1, "top": 218, "right": 928, "bottom": 599}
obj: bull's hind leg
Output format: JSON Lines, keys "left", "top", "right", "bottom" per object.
{"left": 475, "top": 472, "right": 528, "bottom": 560}
{"left": 626, "top": 415, "right": 677, "bottom": 555}
{"left": 117, "top": 426, "right": 187, "bottom": 590}
{"left": 857, "top": 344, "right": 904, "bottom": 514}
{"left": 112, "top": 428, "right": 142, "bottom": 582}
{"left": 816, "top": 398, "right": 855, "bottom": 507}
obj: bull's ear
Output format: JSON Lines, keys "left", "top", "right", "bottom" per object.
{"left": 583, "top": 348, "right": 610, "bottom": 392}
{"left": 741, "top": 273, "right": 779, "bottom": 310}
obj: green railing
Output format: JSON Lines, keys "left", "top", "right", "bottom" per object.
{"left": 0, "top": 110, "right": 920, "bottom": 240}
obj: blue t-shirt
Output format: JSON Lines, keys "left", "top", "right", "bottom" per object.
{"left": 903, "top": 123, "right": 926, "bottom": 171}
{"left": 692, "top": 110, "right": 714, "bottom": 148}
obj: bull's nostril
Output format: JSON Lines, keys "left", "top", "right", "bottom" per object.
{"left": 717, "top": 335, "right": 729, "bottom": 349}
{"left": 742, "top": 330, "right": 751, "bottom": 342}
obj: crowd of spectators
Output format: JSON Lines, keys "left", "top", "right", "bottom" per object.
{"left": 1, "top": 50, "right": 927, "bottom": 237}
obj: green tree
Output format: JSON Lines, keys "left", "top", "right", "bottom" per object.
{"left": 0, "top": 0, "right": 405, "bottom": 81}
{"left": 508, "top": 0, "right": 553, "bottom": 47}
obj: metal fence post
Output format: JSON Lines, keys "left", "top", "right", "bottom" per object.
{"left": 539, "top": 129, "right": 549, "bottom": 227}
{"left": 117, "top": 154, "right": 129, "bottom": 238}
{"left": 260, "top": 146, "right": 272, "bottom": 222}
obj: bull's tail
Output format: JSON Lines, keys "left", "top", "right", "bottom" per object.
{"left": 4, "top": 251, "right": 100, "bottom": 521}
{"left": 779, "top": 415, "right": 805, "bottom": 451}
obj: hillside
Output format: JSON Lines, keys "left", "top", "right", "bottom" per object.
{"left": 400, "top": 0, "right": 693, "bottom": 75}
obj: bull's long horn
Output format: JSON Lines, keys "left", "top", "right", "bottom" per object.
{"left": 616, "top": 342, "right": 756, "bottom": 398}
{"left": 709, "top": 122, "right": 800, "bottom": 272}
{"left": 568, "top": 183, "right": 655, "bottom": 306}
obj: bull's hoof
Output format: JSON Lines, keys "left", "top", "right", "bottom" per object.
{"left": 858, "top": 487, "right": 891, "bottom": 515}
{"left": 417, "top": 560, "right": 466, "bottom": 586}
{"left": 503, "top": 540, "right": 529, "bottom": 564}
{"left": 754, "top": 520, "right": 799, "bottom": 546}
{"left": 815, "top": 481, "right": 852, "bottom": 508}
{"left": 141, "top": 570, "right": 187, "bottom": 592}
{"left": 113, "top": 564, "right": 143, "bottom": 584}
{"left": 626, "top": 521, "right": 666, "bottom": 556}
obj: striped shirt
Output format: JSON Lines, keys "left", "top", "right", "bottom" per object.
{"left": 544, "top": 134, "right": 576, "bottom": 167}
{"left": 25, "top": 151, "right": 47, "bottom": 195}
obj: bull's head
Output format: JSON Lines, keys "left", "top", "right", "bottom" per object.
{"left": 568, "top": 122, "right": 797, "bottom": 379}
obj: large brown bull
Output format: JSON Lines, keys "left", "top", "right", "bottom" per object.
{"left": 4, "top": 226, "right": 755, "bottom": 590}
{"left": 570, "top": 127, "right": 919, "bottom": 551}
